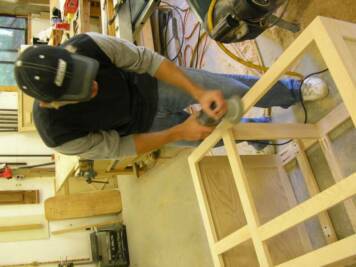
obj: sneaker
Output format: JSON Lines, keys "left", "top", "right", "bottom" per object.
{"left": 301, "top": 77, "right": 329, "bottom": 101}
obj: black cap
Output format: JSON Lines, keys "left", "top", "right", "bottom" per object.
{"left": 14, "top": 45, "right": 99, "bottom": 102}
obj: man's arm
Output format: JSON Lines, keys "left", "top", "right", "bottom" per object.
{"left": 86, "top": 32, "right": 226, "bottom": 119}
{"left": 54, "top": 115, "right": 213, "bottom": 159}
{"left": 86, "top": 32, "right": 165, "bottom": 76}
{"left": 54, "top": 130, "right": 137, "bottom": 159}
{"left": 133, "top": 114, "right": 213, "bottom": 154}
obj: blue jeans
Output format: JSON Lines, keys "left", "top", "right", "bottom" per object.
{"left": 149, "top": 68, "right": 301, "bottom": 146}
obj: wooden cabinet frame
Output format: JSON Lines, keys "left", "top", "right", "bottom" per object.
{"left": 188, "top": 16, "right": 356, "bottom": 267}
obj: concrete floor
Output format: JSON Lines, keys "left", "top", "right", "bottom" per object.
{"left": 118, "top": 1, "right": 356, "bottom": 266}
{"left": 118, "top": 149, "right": 214, "bottom": 267}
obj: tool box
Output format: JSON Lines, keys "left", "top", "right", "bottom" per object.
{"left": 90, "top": 224, "right": 130, "bottom": 267}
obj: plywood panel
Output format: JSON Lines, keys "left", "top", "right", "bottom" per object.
{"left": 199, "top": 156, "right": 309, "bottom": 266}
{"left": 199, "top": 156, "right": 258, "bottom": 267}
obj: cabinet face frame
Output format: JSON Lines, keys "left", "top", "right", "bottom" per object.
{"left": 188, "top": 16, "right": 356, "bottom": 267}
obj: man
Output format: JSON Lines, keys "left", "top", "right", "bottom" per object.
{"left": 14, "top": 33, "right": 327, "bottom": 159}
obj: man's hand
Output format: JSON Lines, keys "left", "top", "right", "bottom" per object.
{"left": 154, "top": 60, "right": 227, "bottom": 120}
{"left": 175, "top": 114, "right": 215, "bottom": 141}
{"left": 133, "top": 114, "right": 215, "bottom": 154}
{"left": 197, "top": 90, "right": 227, "bottom": 120}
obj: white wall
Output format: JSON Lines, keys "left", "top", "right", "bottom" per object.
{"left": 31, "top": 13, "right": 51, "bottom": 39}
{"left": 0, "top": 176, "right": 118, "bottom": 266}
{"left": 0, "top": 71, "right": 51, "bottom": 166}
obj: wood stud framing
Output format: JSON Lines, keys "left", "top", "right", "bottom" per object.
{"left": 188, "top": 16, "right": 356, "bottom": 267}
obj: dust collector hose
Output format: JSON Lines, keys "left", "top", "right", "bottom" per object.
{"left": 207, "top": 0, "right": 303, "bottom": 79}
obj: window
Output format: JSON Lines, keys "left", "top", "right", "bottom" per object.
{"left": 0, "top": 15, "right": 27, "bottom": 86}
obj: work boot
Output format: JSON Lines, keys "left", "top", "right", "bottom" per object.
{"left": 301, "top": 77, "right": 329, "bottom": 101}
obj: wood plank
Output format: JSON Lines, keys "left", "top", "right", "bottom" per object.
{"left": 319, "top": 136, "right": 356, "bottom": 232}
{"left": 13, "top": 167, "right": 54, "bottom": 178}
{"left": 313, "top": 17, "right": 356, "bottom": 126}
{"left": 302, "top": 103, "right": 350, "bottom": 151}
{"left": 0, "top": 215, "right": 49, "bottom": 242}
{"left": 317, "top": 103, "right": 350, "bottom": 136}
{"left": 0, "top": 86, "right": 17, "bottom": 92}
{"left": 276, "top": 234, "right": 356, "bottom": 267}
{"left": 276, "top": 162, "right": 313, "bottom": 251}
{"left": 259, "top": 172, "right": 356, "bottom": 241}
{"left": 51, "top": 219, "right": 121, "bottom": 235}
{"left": 189, "top": 120, "right": 232, "bottom": 163}
{"left": 222, "top": 130, "right": 273, "bottom": 266}
{"left": 0, "top": 190, "right": 40, "bottom": 205}
{"left": 213, "top": 226, "right": 251, "bottom": 255}
{"left": 5, "top": 0, "right": 50, "bottom": 5}
{"left": 44, "top": 190, "right": 122, "bottom": 220}
{"left": 280, "top": 103, "right": 350, "bottom": 166}
{"left": 100, "top": 0, "right": 108, "bottom": 35}
{"left": 295, "top": 140, "right": 338, "bottom": 244}
{"left": 233, "top": 123, "right": 320, "bottom": 140}
{"left": 188, "top": 159, "right": 224, "bottom": 267}
{"left": 90, "top": 1, "right": 100, "bottom": 17}
{"left": 79, "top": 0, "right": 90, "bottom": 33}
{"left": 240, "top": 24, "right": 314, "bottom": 114}
{"left": 106, "top": 0, "right": 116, "bottom": 36}
{"left": 55, "top": 152, "right": 78, "bottom": 192}
{"left": 0, "top": 224, "right": 42, "bottom": 232}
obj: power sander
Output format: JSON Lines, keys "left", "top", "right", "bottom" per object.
{"left": 197, "top": 95, "right": 243, "bottom": 126}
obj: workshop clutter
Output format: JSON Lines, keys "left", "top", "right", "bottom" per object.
{"left": 51, "top": 0, "right": 79, "bottom": 32}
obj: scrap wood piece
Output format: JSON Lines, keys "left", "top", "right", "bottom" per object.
{"left": 51, "top": 219, "right": 122, "bottom": 235}
{"left": 45, "top": 190, "right": 122, "bottom": 220}
{"left": 0, "top": 224, "right": 43, "bottom": 232}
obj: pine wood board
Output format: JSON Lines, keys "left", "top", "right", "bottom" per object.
{"left": 0, "top": 215, "right": 48, "bottom": 242}
{"left": 44, "top": 190, "right": 122, "bottom": 220}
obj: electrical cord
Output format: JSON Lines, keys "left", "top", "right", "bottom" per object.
{"left": 160, "top": 2, "right": 209, "bottom": 69}
{"left": 160, "top": 2, "right": 186, "bottom": 62}
{"left": 189, "top": 32, "right": 208, "bottom": 68}
{"left": 194, "top": 24, "right": 202, "bottom": 68}
{"left": 161, "top": 1, "right": 189, "bottom": 12}
{"left": 198, "top": 33, "right": 209, "bottom": 68}
{"left": 249, "top": 68, "right": 329, "bottom": 147}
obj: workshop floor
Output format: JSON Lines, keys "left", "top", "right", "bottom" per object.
{"left": 118, "top": 1, "right": 356, "bottom": 266}
{"left": 118, "top": 148, "right": 214, "bottom": 267}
